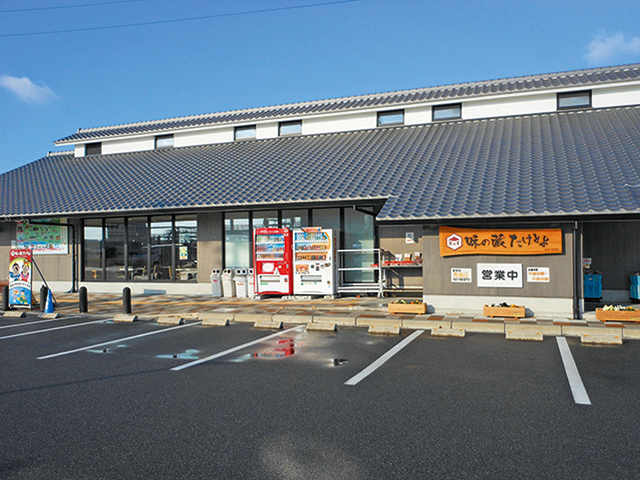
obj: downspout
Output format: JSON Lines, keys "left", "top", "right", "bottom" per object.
{"left": 573, "top": 220, "right": 582, "bottom": 319}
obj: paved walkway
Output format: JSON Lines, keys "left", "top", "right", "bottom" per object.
{"left": 6, "top": 292, "right": 638, "bottom": 343}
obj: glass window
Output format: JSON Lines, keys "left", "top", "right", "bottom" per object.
{"left": 558, "top": 91, "right": 591, "bottom": 109}
{"left": 155, "top": 134, "right": 174, "bottom": 149}
{"left": 128, "top": 217, "right": 149, "bottom": 281}
{"left": 279, "top": 120, "right": 302, "bottom": 136}
{"left": 253, "top": 211, "right": 279, "bottom": 230}
{"left": 85, "top": 142, "right": 102, "bottom": 156}
{"left": 343, "top": 208, "right": 375, "bottom": 283}
{"left": 433, "top": 103, "right": 461, "bottom": 121}
{"left": 225, "top": 212, "right": 250, "bottom": 268}
{"left": 150, "top": 216, "right": 174, "bottom": 280}
{"left": 83, "top": 219, "right": 103, "bottom": 281}
{"left": 234, "top": 125, "right": 256, "bottom": 140}
{"left": 282, "top": 209, "right": 308, "bottom": 230}
{"left": 175, "top": 215, "right": 198, "bottom": 281}
{"left": 104, "top": 218, "right": 126, "bottom": 280}
{"left": 377, "top": 109, "right": 404, "bottom": 126}
{"left": 311, "top": 208, "right": 341, "bottom": 232}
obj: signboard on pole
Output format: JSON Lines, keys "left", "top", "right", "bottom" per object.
{"left": 9, "top": 248, "right": 33, "bottom": 308}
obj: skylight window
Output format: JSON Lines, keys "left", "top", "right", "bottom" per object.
{"left": 155, "top": 134, "right": 174, "bottom": 149}
{"left": 234, "top": 125, "right": 256, "bottom": 140}
{"left": 433, "top": 103, "right": 462, "bottom": 121}
{"left": 557, "top": 90, "right": 591, "bottom": 109}
{"left": 85, "top": 142, "right": 102, "bottom": 156}
{"left": 377, "top": 109, "right": 404, "bottom": 127}
{"left": 279, "top": 120, "right": 302, "bottom": 136}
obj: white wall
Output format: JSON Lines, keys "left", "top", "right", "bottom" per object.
{"left": 463, "top": 93, "right": 557, "bottom": 120}
{"left": 593, "top": 84, "right": 640, "bottom": 108}
{"left": 303, "top": 111, "right": 377, "bottom": 135}
{"left": 102, "top": 137, "right": 155, "bottom": 155}
{"left": 175, "top": 127, "right": 234, "bottom": 148}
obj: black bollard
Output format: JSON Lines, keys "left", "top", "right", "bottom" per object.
{"left": 40, "top": 285, "right": 49, "bottom": 312}
{"left": 123, "top": 287, "right": 132, "bottom": 314}
{"left": 2, "top": 285, "right": 8, "bottom": 311}
{"left": 79, "top": 286, "right": 88, "bottom": 313}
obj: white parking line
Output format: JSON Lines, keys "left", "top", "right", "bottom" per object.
{"left": 344, "top": 330, "right": 425, "bottom": 386}
{"left": 171, "top": 325, "right": 305, "bottom": 371}
{"left": 38, "top": 322, "right": 202, "bottom": 359}
{"left": 556, "top": 336, "right": 591, "bottom": 405}
{"left": 0, "top": 319, "right": 105, "bottom": 340}
{"left": 0, "top": 316, "right": 67, "bottom": 330}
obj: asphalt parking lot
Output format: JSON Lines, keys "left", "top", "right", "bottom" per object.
{"left": 1, "top": 313, "right": 640, "bottom": 479}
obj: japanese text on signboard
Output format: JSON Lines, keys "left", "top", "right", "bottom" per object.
{"left": 439, "top": 227, "right": 562, "bottom": 257}
{"left": 477, "top": 263, "right": 523, "bottom": 288}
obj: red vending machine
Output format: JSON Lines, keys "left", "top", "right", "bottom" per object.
{"left": 253, "top": 228, "right": 293, "bottom": 295}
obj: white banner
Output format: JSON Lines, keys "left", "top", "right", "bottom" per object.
{"left": 477, "top": 263, "right": 523, "bottom": 288}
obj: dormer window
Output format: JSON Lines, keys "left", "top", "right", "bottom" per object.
{"left": 85, "top": 142, "right": 102, "bottom": 156}
{"left": 279, "top": 120, "right": 302, "bottom": 136}
{"left": 377, "top": 109, "right": 404, "bottom": 127}
{"left": 234, "top": 125, "right": 256, "bottom": 140}
{"left": 433, "top": 103, "right": 462, "bottom": 121}
{"left": 557, "top": 90, "right": 591, "bottom": 109}
{"left": 155, "top": 134, "right": 174, "bottom": 149}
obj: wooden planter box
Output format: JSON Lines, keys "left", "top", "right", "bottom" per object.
{"left": 483, "top": 305, "right": 526, "bottom": 318}
{"left": 595, "top": 308, "right": 640, "bottom": 322}
{"left": 388, "top": 302, "right": 427, "bottom": 314}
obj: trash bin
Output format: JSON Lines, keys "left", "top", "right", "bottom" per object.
{"left": 234, "top": 268, "right": 248, "bottom": 298}
{"left": 222, "top": 269, "right": 235, "bottom": 297}
{"left": 247, "top": 268, "right": 255, "bottom": 298}
{"left": 210, "top": 269, "right": 221, "bottom": 297}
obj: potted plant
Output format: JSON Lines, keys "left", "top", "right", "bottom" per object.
{"left": 595, "top": 305, "right": 640, "bottom": 322}
{"left": 483, "top": 302, "right": 526, "bottom": 318}
{"left": 388, "top": 299, "right": 427, "bottom": 314}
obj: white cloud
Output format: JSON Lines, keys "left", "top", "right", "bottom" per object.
{"left": 0, "top": 75, "right": 59, "bottom": 104}
{"left": 586, "top": 32, "right": 640, "bottom": 65}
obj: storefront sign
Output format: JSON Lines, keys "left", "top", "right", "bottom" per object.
{"left": 439, "top": 226, "right": 562, "bottom": 257}
{"left": 16, "top": 220, "right": 68, "bottom": 255}
{"left": 527, "top": 267, "right": 550, "bottom": 283}
{"left": 477, "top": 263, "right": 523, "bottom": 288}
{"left": 451, "top": 268, "right": 472, "bottom": 283}
{"left": 9, "top": 248, "right": 33, "bottom": 307}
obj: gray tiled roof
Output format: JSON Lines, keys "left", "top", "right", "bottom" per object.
{"left": 55, "top": 63, "right": 640, "bottom": 144}
{"left": 4, "top": 105, "right": 640, "bottom": 221}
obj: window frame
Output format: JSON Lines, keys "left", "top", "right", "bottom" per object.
{"left": 155, "top": 134, "right": 174, "bottom": 149}
{"left": 557, "top": 90, "right": 592, "bottom": 110}
{"left": 234, "top": 125, "right": 257, "bottom": 141}
{"left": 278, "top": 120, "right": 302, "bottom": 136}
{"left": 432, "top": 103, "right": 462, "bottom": 121}
{"left": 85, "top": 142, "right": 102, "bottom": 156}
{"left": 377, "top": 109, "right": 405, "bottom": 127}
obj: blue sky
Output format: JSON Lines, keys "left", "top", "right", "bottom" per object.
{"left": 1, "top": 0, "right": 640, "bottom": 175}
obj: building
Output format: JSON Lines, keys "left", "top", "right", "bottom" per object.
{"left": 2, "top": 63, "right": 640, "bottom": 318}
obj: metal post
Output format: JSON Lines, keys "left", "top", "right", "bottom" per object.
{"left": 2, "top": 285, "right": 8, "bottom": 311}
{"left": 40, "top": 285, "right": 49, "bottom": 312}
{"left": 79, "top": 286, "right": 88, "bottom": 313}
{"left": 123, "top": 287, "right": 132, "bottom": 314}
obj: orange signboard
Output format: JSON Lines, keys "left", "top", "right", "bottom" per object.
{"left": 439, "top": 226, "right": 563, "bottom": 257}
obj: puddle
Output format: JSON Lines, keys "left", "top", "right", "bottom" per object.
{"left": 157, "top": 349, "right": 200, "bottom": 360}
